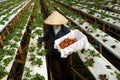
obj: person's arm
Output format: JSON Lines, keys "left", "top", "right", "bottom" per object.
{"left": 63, "top": 24, "right": 70, "bottom": 34}
{"left": 38, "top": 30, "right": 50, "bottom": 43}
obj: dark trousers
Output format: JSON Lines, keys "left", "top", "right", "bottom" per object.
{"left": 49, "top": 58, "right": 74, "bottom": 80}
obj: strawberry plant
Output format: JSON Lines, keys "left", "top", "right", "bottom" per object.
{"left": 24, "top": 67, "right": 32, "bottom": 77}
{"left": 30, "top": 73, "right": 45, "bottom": 80}
{"left": 0, "top": 65, "right": 8, "bottom": 79}
{"left": 30, "top": 33, "right": 36, "bottom": 38}
{"left": 117, "top": 73, "right": 120, "bottom": 80}
{"left": 0, "top": 20, "right": 5, "bottom": 25}
{"left": 84, "top": 49, "right": 100, "bottom": 57}
{"left": 33, "top": 29, "right": 42, "bottom": 35}
{"left": 0, "top": 49, "right": 5, "bottom": 60}
{"left": 0, "top": 56, "right": 3, "bottom": 61}
{"left": 91, "top": 22, "right": 100, "bottom": 30}
{"left": 3, "top": 57, "right": 13, "bottom": 66}
{"left": 37, "top": 49, "right": 47, "bottom": 56}
{"left": 87, "top": 28, "right": 94, "bottom": 33}
{"left": 3, "top": 17, "right": 9, "bottom": 21}
{"left": 4, "top": 48, "right": 15, "bottom": 56}
{"left": 84, "top": 58, "right": 94, "bottom": 67}
{"left": 29, "top": 54, "right": 36, "bottom": 61}
{"left": 99, "top": 74, "right": 108, "bottom": 80}
{"left": 10, "top": 42, "right": 17, "bottom": 48}
{"left": 27, "top": 46, "right": 35, "bottom": 53}
{"left": 13, "top": 36, "right": 20, "bottom": 42}
{"left": 31, "top": 58, "right": 43, "bottom": 66}
{"left": 37, "top": 42, "right": 42, "bottom": 49}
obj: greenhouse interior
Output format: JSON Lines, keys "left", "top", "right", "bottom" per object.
{"left": 0, "top": 0, "right": 120, "bottom": 80}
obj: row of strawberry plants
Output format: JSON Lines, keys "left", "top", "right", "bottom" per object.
{"left": 0, "top": 0, "right": 30, "bottom": 26}
{"left": 0, "top": 0, "right": 27, "bottom": 25}
{"left": 0, "top": 0, "right": 26, "bottom": 17}
{"left": 22, "top": 0, "right": 48, "bottom": 80}
{"left": 0, "top": 0, "right": 31, "bottom": 48}
{"left": 73, "top": 0, "right": 120, "bottom": 10}
{"left": 0, "top": 0, "right": 24, "bottom": 16}
{"left": 79, "top": 0, "right": 120, "bottom": 13}
{"left": 69, "top": 1, "right": 120, "bottom": 20}
{"left": 58, "top": 0, "right": 120, "bottom": 31}
{"left": 103, "top": 3, "right": 120, "bottom": 12}
{"left": 0, "top": 2, "right": 34, "bottom": 80}
{"left": 0, "top": 0, "right": 25, "bottom": 13}
{"left": 23, "top": 28, "right": 47, "bottom": 80}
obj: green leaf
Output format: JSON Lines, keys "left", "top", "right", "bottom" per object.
{"left": 84, "top": 49, "right": 100, "bottom": 57}
{"left": 3, "top": 17, "right": 9, "bottom": 21}
{"left": 0, "top": 65, "right": 8, "bottom": 79}
{"left": 37, "top": 49, "right": 47, "bottom": 56}
{"left": 29, "top": 54, "right": 36, "bottom": 61}
{"left": 37, "top": 42, "right": 42, "bottom": 48}
{"left": 24, "top": 67, "right": 32, "bottom": 77}
{"left": 27, "top": 46, "right": 35, "bottom": 53}
{"left": 84, "top": 58, "right": 94, "bottom": 67}
{"left": 0, "top": 20, "right": 5, "bottom": 25}
{"left": 31, "top": 58, "right": 43, "bottom": 66}
{"left": 30, "top": 73, "right": 45, "bottom": 80}
{"left": 33, "top": 29, "right": 42, "bottom": 35}
{"left": 3, "top": 57, "right": 13, "bottom": 66}
{"left": 117, "top": 73, "right": 120, "bottom": 80}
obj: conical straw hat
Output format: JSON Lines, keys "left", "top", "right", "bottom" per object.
{"left": 44, "top": 11, "right": 68, "bottom": 25}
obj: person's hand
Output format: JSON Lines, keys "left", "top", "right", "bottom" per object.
{"left": 31, "top": 42, "right": 37, "bottom": 46}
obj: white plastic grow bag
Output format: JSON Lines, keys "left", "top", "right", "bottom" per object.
{"left": 54, "top": 29, "right": 89, "bottom": 58}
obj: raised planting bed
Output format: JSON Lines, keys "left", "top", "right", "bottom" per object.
{"left": 77, "top": 43, "right": 120, "bottom": 80}
{"left": 22, "top": 1, "right": 48, "bottom": 79}
{"left": 0, "top": 0, "right": 22, "bottom": 12}
{"left": 22, "top": 28, "right": 48, "bottom": 80}
{"left": 57, "top": 0, "right": 120, "bottom": 31}
{"left": 0, "top": 2, "right": 34, "bottom": 80}
{"left": 71, "top": 2, "right": 120, "bottom": 20}
{"left": 0, "top": 0, "right": 24, "bottom": 15}
{"left": 0, "top": 0, "right": 31, "bottom": 32}
{"left": 0, "top": 0, "right": 32, "bottom": 48}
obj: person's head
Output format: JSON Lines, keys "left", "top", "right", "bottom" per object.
{"left": 44, "top": 11, "right": 68, "bottom": 26}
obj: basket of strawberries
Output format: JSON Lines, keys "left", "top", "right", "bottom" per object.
{"left": 54, "top": 29, "right": 89, "bottom": 58}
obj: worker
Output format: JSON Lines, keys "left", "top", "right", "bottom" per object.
{"left": 38, "top": 11, "right": 74, "bottom": 80}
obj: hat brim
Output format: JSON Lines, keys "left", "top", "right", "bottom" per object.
{"left": 44, "top": 11, "right": 68, "bottom": 25}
